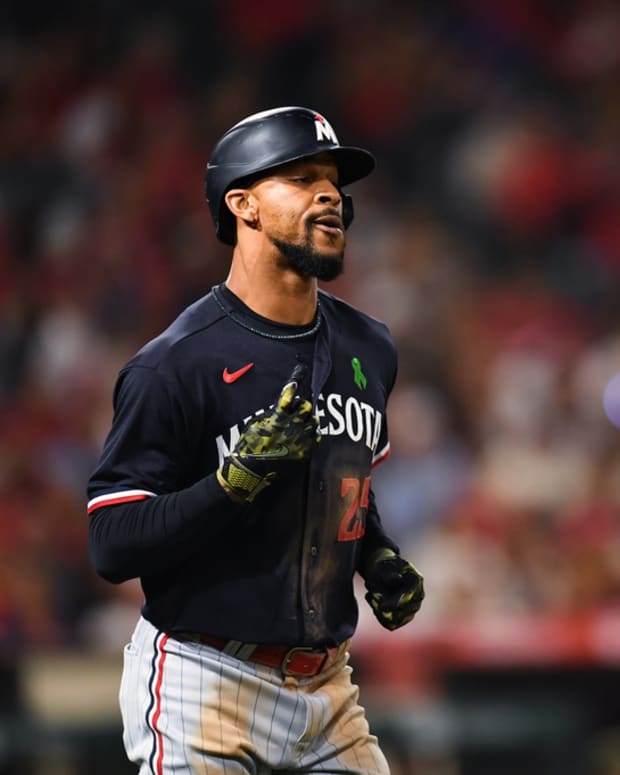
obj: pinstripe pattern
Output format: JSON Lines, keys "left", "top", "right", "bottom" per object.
{"left": 119, "top": 618, "right": 389, "bottom": 774}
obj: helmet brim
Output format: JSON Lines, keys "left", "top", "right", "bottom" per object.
{"left": 328, "top": 146, "right": 376, "bottom": 186}
{"left": 219, "top": 145, "right": 375, "bottom": 189}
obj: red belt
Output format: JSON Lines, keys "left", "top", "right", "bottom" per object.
{"left": 174, "top": 633, "right": 347, "bottom": 678}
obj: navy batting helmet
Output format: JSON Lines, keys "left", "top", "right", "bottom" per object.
{"left": 205, "top": 106, "right": 375, "bottom": 245}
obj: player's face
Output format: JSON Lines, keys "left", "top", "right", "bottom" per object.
{"left": 250, "top": 154, "right": 346, "bottom": 281}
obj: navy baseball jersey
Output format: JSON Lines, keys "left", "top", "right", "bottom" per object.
{"left": 87, "top": 284, "right": 399, "bottom": 647}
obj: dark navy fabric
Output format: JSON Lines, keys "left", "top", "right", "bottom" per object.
{"left": 88, "top": 284, "right": 398, "bottom": 647}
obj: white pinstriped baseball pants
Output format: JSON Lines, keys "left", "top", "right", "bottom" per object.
{"left": 119, "top": 617, "right": 390, "bottom": 775}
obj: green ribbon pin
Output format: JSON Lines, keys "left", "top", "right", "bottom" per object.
{"left": 351, "top": 357, "right": 367, "bottom": 389}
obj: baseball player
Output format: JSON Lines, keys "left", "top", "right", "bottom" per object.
{"left": 87, "top": 106, "right": 424, "bottom": 775}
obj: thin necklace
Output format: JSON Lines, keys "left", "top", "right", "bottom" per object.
{"left": 212, "top": 285, "right": 322, "bottom": 341}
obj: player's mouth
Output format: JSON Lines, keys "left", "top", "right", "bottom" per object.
{"left": 311, "top": 212, "right": 343, "bottom": 237}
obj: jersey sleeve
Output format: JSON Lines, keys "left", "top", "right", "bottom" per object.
{"left": 357, "top": 487, "right": 399, "bottom": 577}
{"left": 371, "top": 332, "right": 397, "bottom": 468}
{"left": 371, "top": 407, "right": 392, "bottom": 468}
{"left": 87, "top": 365, "right": 182, "bottom": 509}
{"left": 360, "top": 337, "right": 399, "bottom": 572}
{"left": 87, "top": 364, "right": 245, "bottom": 583}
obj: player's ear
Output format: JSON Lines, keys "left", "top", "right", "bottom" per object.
{"left": 224, "top": 189, "right": 259, "bottom": 231}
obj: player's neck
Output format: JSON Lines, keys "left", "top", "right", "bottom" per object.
{"left": 225, "top": 268, "right": 318, "bottom": 326}
{"left": 225, "top": 230, "right": 325, "bottom": 324}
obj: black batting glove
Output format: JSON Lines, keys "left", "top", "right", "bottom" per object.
{"left": 217, "top": 364, "right": 320, "bottom": 503}
{"left": 364, "top": 548, "right": 425, "bottom": 631}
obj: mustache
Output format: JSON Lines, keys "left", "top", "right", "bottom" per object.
{"left": 309, "top": 208, "right": 343, "bottom": 229}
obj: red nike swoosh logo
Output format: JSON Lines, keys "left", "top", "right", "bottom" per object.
{"left": 222, "top": 362, "right": 254, "bottom": 383}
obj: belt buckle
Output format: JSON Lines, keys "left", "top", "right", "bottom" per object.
{"left": 282, "top": 646, "right": 327, "bottom": 677}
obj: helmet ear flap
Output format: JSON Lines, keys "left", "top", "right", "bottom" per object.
{"left": 342, "top": 193, "right": 354, "bottom": 229}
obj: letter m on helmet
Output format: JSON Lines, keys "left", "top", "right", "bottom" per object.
{"left": 314, "top": 113, "right": 338, "bottom": 144}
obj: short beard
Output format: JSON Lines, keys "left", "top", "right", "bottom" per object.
{"left": 271, "top": 233, "right": 344, "bottom": 281}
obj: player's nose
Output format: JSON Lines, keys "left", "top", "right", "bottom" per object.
{"left": 314, "top": 181, "right": 341, "bottom": 206}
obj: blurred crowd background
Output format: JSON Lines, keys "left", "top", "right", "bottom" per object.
{"left": 1, "top": 0, "right": 620, "bottom": 771}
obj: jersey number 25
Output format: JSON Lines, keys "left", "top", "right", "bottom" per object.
{"left": 337, "top": 476, "right": 370, "bottom": 542}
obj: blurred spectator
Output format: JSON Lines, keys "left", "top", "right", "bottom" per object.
{"left": 372, "top": 381, "right": 473, "bottom": 545}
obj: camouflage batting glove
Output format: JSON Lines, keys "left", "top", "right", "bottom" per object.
{"left": 364, "top": 548, "right": 424, "bottom": 631}
{"left": 217, "top": 364, "right": 320, "bottom": 503}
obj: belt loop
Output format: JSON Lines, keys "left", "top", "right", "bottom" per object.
{"left": 235, "top": 643, "right": 257, "bottom": 660}
{"left": 221, "top": 640, "right": 258, "bottom": 659}
{"left": 221, "top": 640, "right": 244, "bottom": 656}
